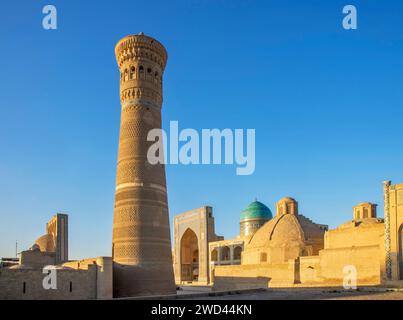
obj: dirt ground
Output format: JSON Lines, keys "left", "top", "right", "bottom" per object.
{"left": 184, "top": 288, "right": 403, "bottom": 300}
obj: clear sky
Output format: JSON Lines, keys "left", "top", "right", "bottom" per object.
{"left": 1, "top": 0, "right": 403, "bottom": 260}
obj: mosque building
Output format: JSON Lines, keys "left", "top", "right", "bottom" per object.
{"left": 173, "top": 181, "right": 403, "bottom": 290}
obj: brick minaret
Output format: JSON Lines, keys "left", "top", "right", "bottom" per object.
{"left": 112, "top": 33, "right": 175, "bottom": 297}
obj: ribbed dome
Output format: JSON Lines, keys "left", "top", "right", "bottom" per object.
{"left": 247, "top": 213, "right": 325, "bottom": 248}
{"left": 240, "top": 200, "right": 273, "bottom": 221}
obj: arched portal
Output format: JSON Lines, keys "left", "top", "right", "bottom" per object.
{"left": 221, "top": 246, "right": 230, "bottom": 261}
{"left": 234, "top": 246, "right": 242, "bottom": 260}
{"left": 180, "top": 228, "right": 199, "bottom": 282}
{"left": 211, "top": 249, "right": 218, "bottom": 262}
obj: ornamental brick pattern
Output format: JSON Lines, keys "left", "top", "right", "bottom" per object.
{"left": 112, "top": 33, "right": 175, "bottom": 297}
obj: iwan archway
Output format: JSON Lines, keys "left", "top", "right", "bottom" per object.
{"left": 173, "top": 206, "right": 222, "bottom": 285}
{"left": 180, "top": 228, "right": 199, "bottom": 282}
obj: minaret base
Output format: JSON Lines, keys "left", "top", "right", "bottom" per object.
{"left": 113, "top": 263, "right": 176, "bottom": 298}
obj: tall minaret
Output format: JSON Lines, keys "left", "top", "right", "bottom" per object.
{"left": 112, "top": 33, "right": 175, "bottom": 297}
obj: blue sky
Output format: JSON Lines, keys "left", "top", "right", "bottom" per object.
{"left": 0, "top": 0, "right": 403, "bottom": 259}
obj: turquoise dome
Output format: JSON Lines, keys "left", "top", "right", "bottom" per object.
{"left": 240, "top": 200, "right": 273, "bottom": 221}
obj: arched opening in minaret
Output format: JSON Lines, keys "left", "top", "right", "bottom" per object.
{"left": 129, "top": 66, "right": 135, "bottom": 79}
{"left": 180, "top": 228, "right": 199, "bottom": 282}
{"left": 124, "top": 69, "right": 128, "bottom": 81}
